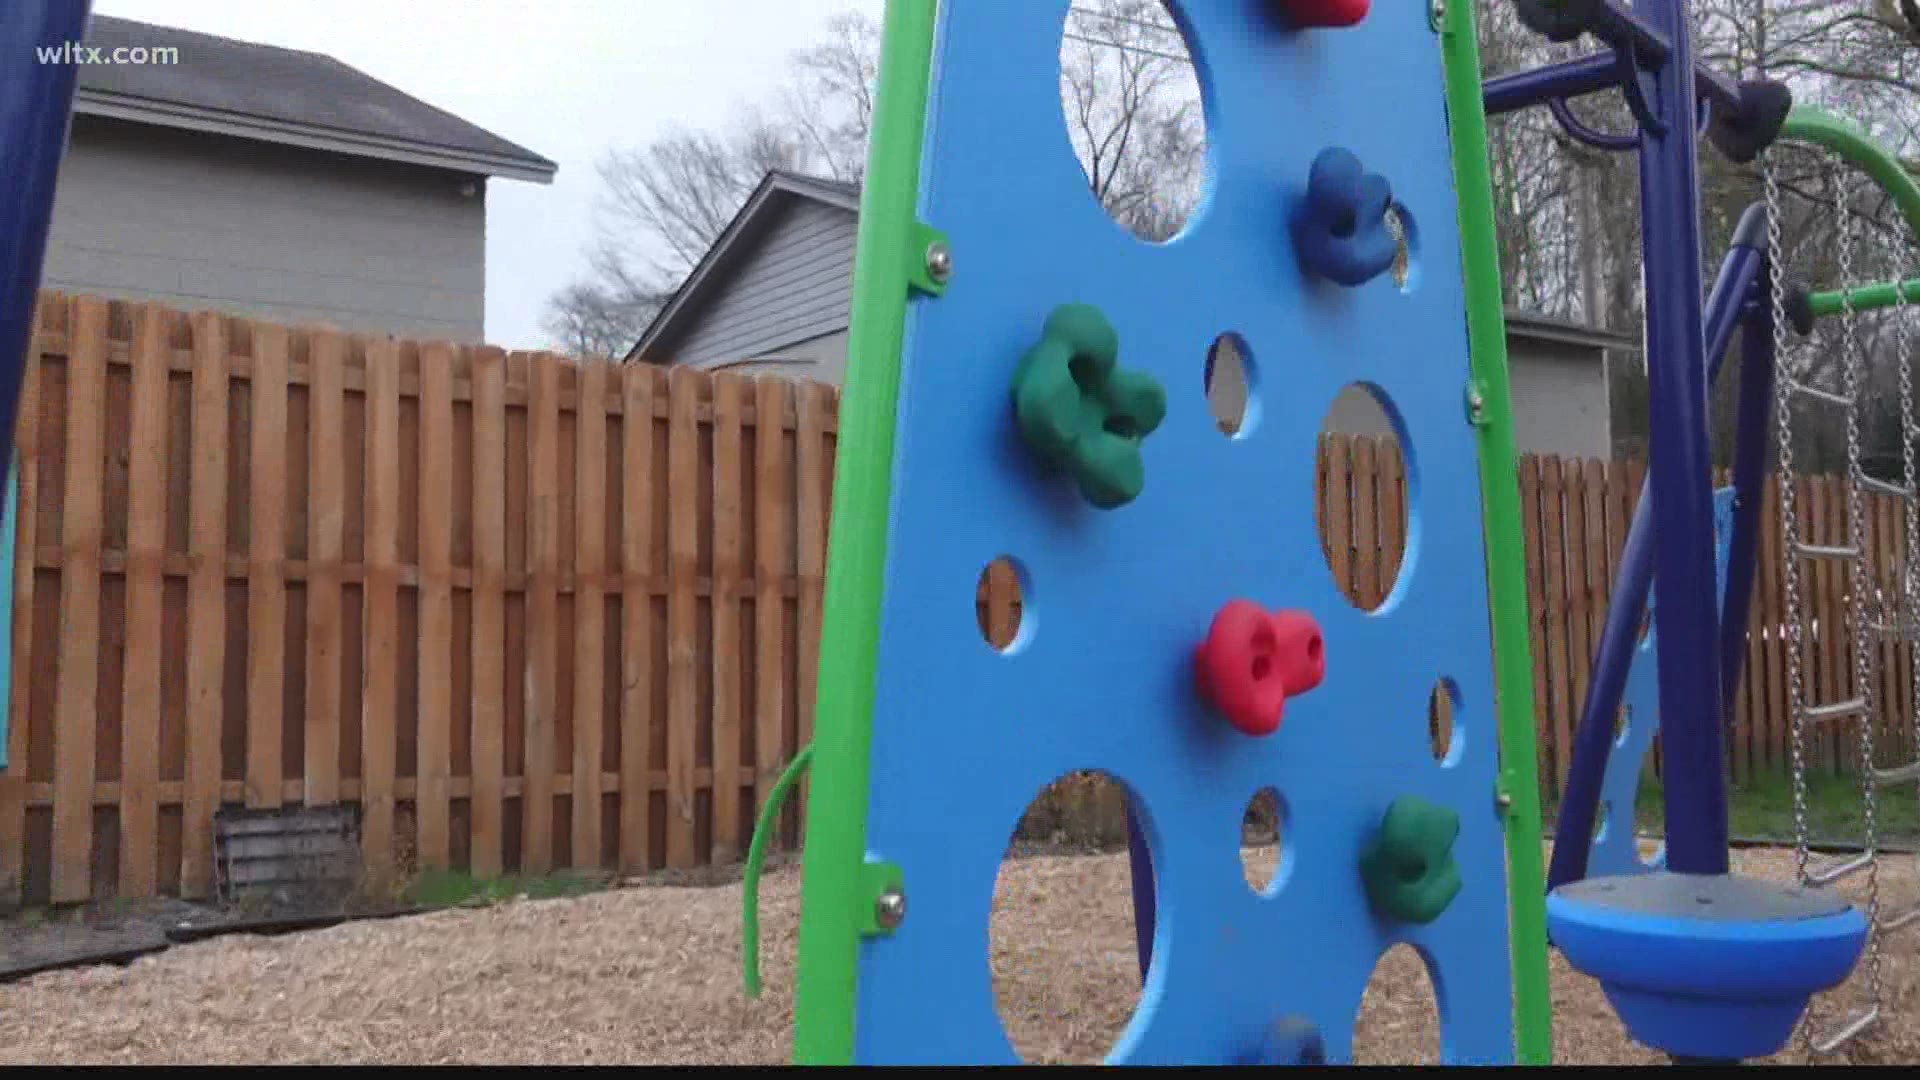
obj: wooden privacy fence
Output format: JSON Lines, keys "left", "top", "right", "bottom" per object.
{"left": 1515, "top": 455, "right": 1920, "bottom": 802}
{"left": 0, "top": 293, "right": 837, "bottom": 907}
{"left": 1, "top": 291, "right": 1914, "bottom": 906}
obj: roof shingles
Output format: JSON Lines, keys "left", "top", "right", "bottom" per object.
{"left": 78, "top": 14, "right": 553, "bottom": 174}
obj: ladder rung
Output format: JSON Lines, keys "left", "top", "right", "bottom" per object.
{"left": 1860, "top": 474, "right": 1916, "bottom": 500}
{"left": 1808, "top": 851, "right": 1874, "bottom": 885}
{"left": 1811, "top": 1005, "right": 1880, "bottom": 1055}
{"left": 1886, "top": 902, "right": 1920, "bottom": 932}
{"left": 1800, "top": 697, "right": 1868, "bottom": 723}
{"left": 1866, "top": 616, "right": 1919, "bottom": 638}
{"left": 1791, "top": 540, "right": 1862, "bottom": 561}
{"left": 1870, "top": 761, "right": 1920, "bottom": 785}
{"left": 1785, "top": 376, "right": 1855, "bottom": 408}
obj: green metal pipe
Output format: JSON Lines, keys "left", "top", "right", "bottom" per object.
{"left": 742, "top": 743, "right": 814, "bottom": 1000}
{"left": 789, "top": 0, "right": 939, "bottom": 1065}
{"left": 1778, "top": 109, "right": 1920, "bottom": 318}
{"left": 1808, "top": 278, "right": 1920, "bottom": 319}
{"left": 1442, "top": 0, "right": 1554, "bottom": 1064}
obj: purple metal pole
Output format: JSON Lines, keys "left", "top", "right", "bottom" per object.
{"left": 1124, "top": 799, "right": 1152, "bottom": 982}
{"left": 1693, "top": 63, "right": 1743, "bottom": 117}
{"left": 1545, "top": 205, "right": 1767, "bottom": 889}
{"left": 1631, "top": 0, "right": 1728, "bottom": 876}
{"left": 1484, "top": 52, "right": 1622, "bottom": 116}
{"left": 0, "top": 0, "right": 91, "bottom": 477}
{"left": 1717, "top": 306, "right": 1777, "bottom": 747}
{"left": 1484, "top": 48, "right": 1738, "bottom": 121}
{"left": 0, "top": 3, "right": 89, "bottom": 772}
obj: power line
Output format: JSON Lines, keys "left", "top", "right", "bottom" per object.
{"left": 1067, "top": 4, "right": 1183, "bottom": 38}
{"left": 1061, "top": 31, "right": 1196, "bottom": 67}
{"left": 1064, "top": 4, "right": 1195, "bottom": 66}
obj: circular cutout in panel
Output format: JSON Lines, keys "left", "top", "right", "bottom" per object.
{"left": 1205, "top": 333, "right": 1259, "bottom": 437}
{"left": 1428, "top": 678, "right": 1461, "bottom": 766}
{"left": 1316, "top": 384, "right": 1415, "bottom": 613}
{"left": 1614, "top": 705, "right": 1631, "bottom": 749}
{"left": 1351, "top": 943, "right": 1444, "bottom": 1065}
{"left": 1057, "top": 1, "right": 1208, "bottom": 244}
{"left": 1593, "top": 800, "right": 1611, "bottom": 842}
{"left": 977, "top": 557, "right": 1033, "bottom": 653}
{"left": 995, "top": 771, "right": 1147, "bottom": 1063}
{"left": 1384, "top": 204, "right": 1420, "bottom": 292}
{"left": 1241, "top": 787, "right": 1289, "bottom": 896}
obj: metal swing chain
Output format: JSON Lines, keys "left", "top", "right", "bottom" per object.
{"left": 1903, "top": 282, "right": 1920, "bottom": 922}
{"left": 1895, "top": 269, "right": 1920, "bottom": 943}
{"left": 1766, "top": 158, "right": 1816, "bottom": 891}
{"left": 1759, "top": 6, "right": 1882, "bottom": 1050}
{"left": 1834, "top": 171, "right": 1888, "bottom": 1035}
{"left": 1769, "top": 161, "right": 1885, "bottom": 1057}
{"left": 1899, "top": 281, "right": 1920, "bottom": 752}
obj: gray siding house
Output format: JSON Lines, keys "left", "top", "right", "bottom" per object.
{"left": 40, "top": 15, "right": 555, "bottom": 342}
{"left": 627, "top": 172, "right": 1629, "bottom": 459}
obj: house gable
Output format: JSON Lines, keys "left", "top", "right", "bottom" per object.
{"left": 666, "top": 199, "right": 858, "bottom": 367}
{"left": 629, "top": 172, "right": 860, "bottom": 364}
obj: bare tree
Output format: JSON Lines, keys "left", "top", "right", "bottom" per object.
{"left": 1059, "top": 1, "right": 1206, "bottom": 242}
{"left": 1480, "top": 1, "right": 1920, "bottom": 464}
{"left": 542, "top": 15, "right": 878, "bottom": 361}
{"left": 541, "top": 278, "right": 657, "bottom": 360}
{"left": 780, "top": 12, "right": 881, "bottom": 185}
{"left": 545, "top": 3, "right": 1211, "bottom": 358}
{"left": 543, "top": 114, "right": 812, "bottom": 358}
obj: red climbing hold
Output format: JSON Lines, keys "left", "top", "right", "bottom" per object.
{"left": 1194, "top": 601, "right": 1326, "bottom": 737}
{"left": 1274, "top": 0, "right": 1370, "bottom": 28}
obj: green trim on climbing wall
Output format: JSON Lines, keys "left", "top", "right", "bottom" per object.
{"left": 1440, "top": 0, "right": 1555, "bottom": 1064}
{"left": 789, "top": 0, "right": 940, "bottom": 1066}
{"left": 1774, "top": 109, "right": 1920, "bottom": 319}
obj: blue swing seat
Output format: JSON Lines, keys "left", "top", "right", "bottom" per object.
{"left": 1547, "top": 871, "right": 1869, "bottom": 1060}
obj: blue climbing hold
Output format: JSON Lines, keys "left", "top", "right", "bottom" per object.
{"left": 1292, "top": 147, "right": 1397, "bottom": 287}
{"left": 1547, "top": 872, "right": 1869, "bottom": 1060}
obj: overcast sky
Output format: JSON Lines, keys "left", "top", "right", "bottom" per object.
{"left": 89, "top": 0, "right": 886, "bottom": 351}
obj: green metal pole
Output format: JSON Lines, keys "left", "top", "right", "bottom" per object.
{"left": 742, "top": 743, "right": 815, "bottom": 999}
{"left": 789, "top": 0, "right": 939, "bottom": 1065}
{"left": 1777, "top": 108, "right": 1920, "bottom": 319}
{"left": 1808, "top": 278, "right": 1920, "bottom": 319}
{"left": 1440, "top": 0, "right": 1554, "bottom": 1064}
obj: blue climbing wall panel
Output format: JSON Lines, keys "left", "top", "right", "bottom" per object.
{"left": 852, "top": 2, "right": 1513, "bottom": 1064}
{"left": 1588, "top": 487, "right": 1737, "bottom": 879}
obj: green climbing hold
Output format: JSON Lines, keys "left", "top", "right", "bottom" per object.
{"left": 1358, "top": 795, "right": 1462, "bottom": 925}
{"left": 1011, "top": 303, "right": 1167, "bottom": 509}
